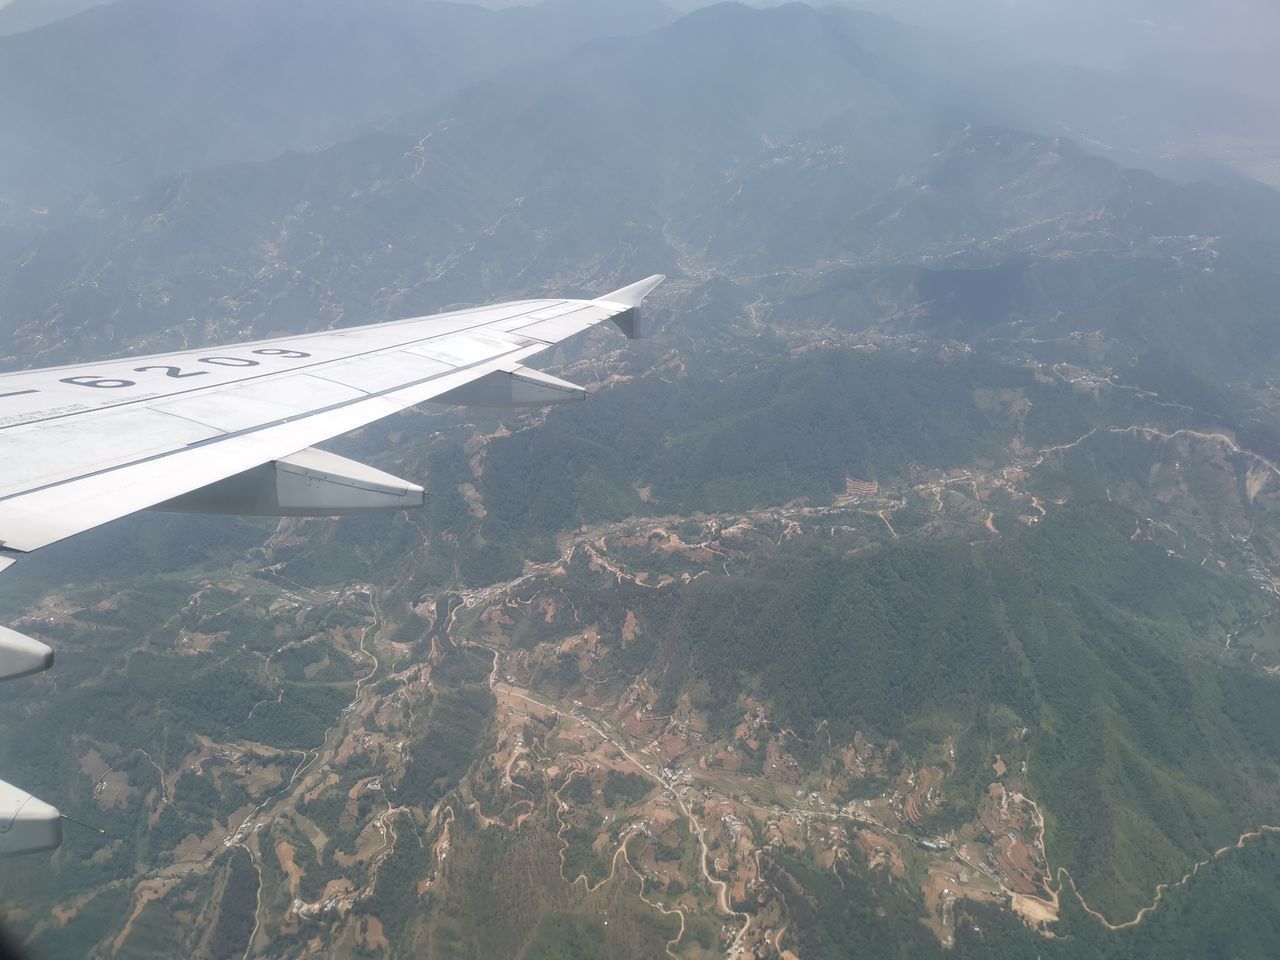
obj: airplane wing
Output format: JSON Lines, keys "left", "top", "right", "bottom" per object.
{"left": 0, "top": 274, "right": 664, "bottom": 856}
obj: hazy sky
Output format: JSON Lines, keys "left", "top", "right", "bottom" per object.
{"left": 4, "top": 0, "right": 1277, "bottom": 102}
{"left": 846, "top": 0, "right": 1280, "bottom": 87}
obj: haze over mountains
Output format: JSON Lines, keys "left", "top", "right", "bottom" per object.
{"left": 6, "top": 2, "right": 1280, "bottom": 370}
{"left": 0, "top": 0, "right": 115, "bottom": 36}
{"left": 2, "top": 1, "right": 1280, "bottom": 957}
{"left": 0, "top": 0, "right": 677, "bottom": 202}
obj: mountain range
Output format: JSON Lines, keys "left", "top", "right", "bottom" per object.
{"left": 2, "top": 2, "right": 1280, "bottom": 957}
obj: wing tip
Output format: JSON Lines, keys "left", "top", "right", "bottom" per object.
{"left": 597, "top": 274, "right": 666, "bottom": 309}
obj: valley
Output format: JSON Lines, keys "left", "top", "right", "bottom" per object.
{"left": 7, "top": 367, "right": 1280, "bottom": 957}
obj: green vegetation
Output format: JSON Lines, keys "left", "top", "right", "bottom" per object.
{"left": 240, "top": 681, "right": 352, "bottom": 750}
{"left": 366, "top": 823, "right": 433, "bottom": 950}
{"left": 560, "top": 822, "right": 610, "bottom": 888}
{"left": 207, "top": 848, "right": 259, "bottom": 960}
{"left": 6, "top": 340, "right": 1279, "bottom": 954}
{"left": 523, "top": 913, "right": 609, "bottom": 960}
{"left": 22, "top": 886, "right": 132, "bottom": 959}
{"left": 954, "top": 831, "right": 1280, "bottom": 959}
{"left": 766, "top": 853, "right": 946, "bottom": 959}
{"left": 595, "top": 502, "right": 1280, "bottom": 917}
{"left": 767, "top": 830, "right": 1280, "bottom": 959}
{"left": 602, "top": 771, "right": 651, "bottom": 808}
{"left": 396, "top": 685, "right": 494, "bottom": 807}
{"left": 471, "top": 351, "right": 1025, "bottom": 578}
{"left": 111, "top": 900, "right": 183, "bottom": 958}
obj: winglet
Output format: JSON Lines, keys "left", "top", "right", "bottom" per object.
{"left": 596, "top": 274, "right": 665, "bottom": 339}
{"left": 598, "top": 274, "right": 665, "bottom": 308}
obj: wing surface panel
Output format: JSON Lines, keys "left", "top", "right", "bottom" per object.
{"left": 152, "top": 375, "right": 371, "bottom": 433}
{"left": 297, "top": 352, "right": 455, "bottom": 394}
{"left": 502, "top": 304, "right": 616, "bottom": 343}
{"left": 3, "top": 408, "right": 220, "bottom": 492}
{"left": 0, "top": 278, "right": 663, "bottom": 554}
{"left": 0, "top": 300, "right": 562, "bottom": 432}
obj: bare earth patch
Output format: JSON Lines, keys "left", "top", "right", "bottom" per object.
{"left": 276, "top": 841, "right": 302, "bottom": 896}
